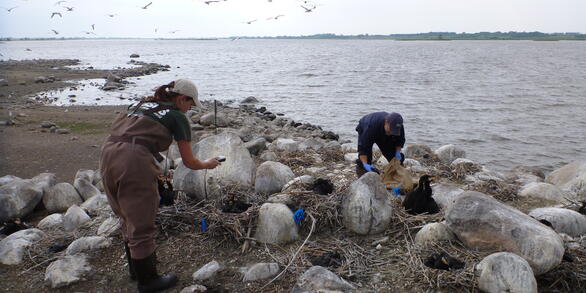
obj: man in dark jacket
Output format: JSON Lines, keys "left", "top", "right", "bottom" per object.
{"left": 355, "top": 112, "right": 405, "bottom": 176}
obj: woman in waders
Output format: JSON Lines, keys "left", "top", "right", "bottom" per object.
{"left": 100, "top": 79, "right": 221, "bottom": 292}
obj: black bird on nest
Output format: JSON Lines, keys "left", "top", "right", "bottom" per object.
{"left": 403, "top": 175, "right": 439, "bottom": 215}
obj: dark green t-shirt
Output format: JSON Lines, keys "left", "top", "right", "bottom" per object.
{"left": 128, "top": 102, "right": 191, "bottom": 142}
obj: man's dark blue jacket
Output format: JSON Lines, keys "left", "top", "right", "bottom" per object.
{"left": 356, "top": 112, "right": 405, "bottom": 164}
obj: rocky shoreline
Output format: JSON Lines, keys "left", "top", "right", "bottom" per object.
{"left": 0, "top": 59, "right": 585, "bottom": 292}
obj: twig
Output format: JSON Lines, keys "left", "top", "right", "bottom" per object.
{"left": 261, "top": 212, "right": 316, "bottom": 289}
{"left": 19, "top": 256, "right": 58, "bottom": 276}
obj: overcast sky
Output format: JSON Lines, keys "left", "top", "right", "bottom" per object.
{"left": 1, "top": 0, "right": 585, "bottom": 38}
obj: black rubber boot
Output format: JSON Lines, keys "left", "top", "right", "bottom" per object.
{"left": 132, "top": 252, "right": 177, "bottom": 293}
{"left": 124, "top": 243, "right": 136, "bottom": 281}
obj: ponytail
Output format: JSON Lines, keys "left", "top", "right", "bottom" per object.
{"left": 143, "top": 81, "right": 180, "bottom": 102}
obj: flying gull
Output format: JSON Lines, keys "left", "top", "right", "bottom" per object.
{"left": 141, "top": 2, "right": 152, "bottom": 9}
{"left": 301, "top": 5, "right": 316, "bottom": 12}
{"left": 51, "top": 29, "right": 59, "bottom": 35}
{"left": 51, "top": 12, "right": 62, "bottom": 18}
{"left": 3, "top": 6, "right": 18, "bottom": 12}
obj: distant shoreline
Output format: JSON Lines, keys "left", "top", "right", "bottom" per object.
{"left": 2, "top": 31, "right": 586, "bottom": 41}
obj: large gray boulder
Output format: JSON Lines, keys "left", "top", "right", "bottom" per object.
{"left": 0, "top": 228, "right": 45, "bottom": 265}
{"left": 63, "top": 205, "right": 91, "bottom": 232}
{"left": 434, "top": 144, "right": 466, "bottom": 164}
{"left": 431, "top": 183, "right": 464, "bottom": 211}
{"left": 342, "top": 172, "right": 393, "bottom": 235}
{"left": 528, "top": 207, "right": 586, "bottom": 237}
{"left": 476, "top": 252, "right": 537, "bottom": 293}
{"left": 174, "top": 133, "right": 256, "bottom": 201}
{"left": 254, "top": 161, "right": 295, "bottom": 195}
{"left": 254, "top": 203, "right": 298, "bottom": 244}
{"left": 292, "top": 266, "right": 355, "bottom": 293}
{"left": 545, "top": 160, "right": 586, "bottom": 195}
{"left": 445, "top": 191, "right": 564, "bottom": 275}
{"left": 242, "top": 262, "right": 279, "bottom": 281}
{"left": 44, "top": 254, "right": 92, "bottom": 288}
{"left": 74, "top": 169, "right": 101, "bottom": 201}
{"left": 519, "top": 182, "right": 572, "bottom": 203}
{"left": 0, "top": 178, "right": 45, "bottom": 221}
{"left": 43, "top": 183, "right": 83, "bottom": 213}
{"left": 65, "top": 236, "right": 112, "bottom": 255}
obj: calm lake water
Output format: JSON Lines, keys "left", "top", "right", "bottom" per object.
{"left": 1, "top": 39, "right": 585, "bottom": 172}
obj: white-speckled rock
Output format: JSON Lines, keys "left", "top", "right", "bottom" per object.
{"left": 446, "top": 191, "right": 564, "bottom": 275}
{"left": 254, "top": 161, "right": 295, "bottom": 195}
{"left": 434, "top": 144, "right": 466, "bottom": 164}
{"left": 242, "top": 262, "right": 279, "bottom": 281}
{"left": 344, "top": 153, "right": 358, "bottom": 163}
{"left": 431, "top": 183, "right": 465, "bottom": 211}
{"left": 546, "top": 160, "right": 586, "bottom": 195}
{"left": 44, "top": 254, "right": 92, "bottom": 288}
{"left": 180, "top": 285, "right": 207, "bottom": 293}
{"left": 342, "top": 172, "right": 393, "bottom": 235}
{"left": 74, "top": 169, "right": 101, "bottom": 201}
{"left": 476, "top": 252, "right": 537, "bottom": 293}
{"left": 254, "top": 203, "right": 298, "bottom": 244}
{"left": 528, "top": 207, "right": 586, "bottom": 237}
{"left": 97, "top": 217, "right": 120, "bottom": 237}
{"left": 65, "top": 236, "right": 112, "bottom": 255}
{"left": 43, "top": 182, "right": 83, "bottom": 213}
{"left": 292, "top": 266, "right": 356, "bottom": 292}
{"left": 0, "top": 228, "right": 45, "bottom": 265}
{"left": 174, "top": 133, "right": 256, "bottom": 201}
{"left": 38, "top": 213, "right": 64, "bottom": 230}
{"left": 414, "top": 222, "right": 456, "bottom": 246}
{"left": 63, "top": 205, "right": 91, "bottom": 232}
{"left": 519, "top": 182, "right": 573, "bottom": 203}
{"left": 192, "top": 260, "right": 222, "bottom": 281}
{"left": 80, "top": 193, "right": 111, "bottom": 214}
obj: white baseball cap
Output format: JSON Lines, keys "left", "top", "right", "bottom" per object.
{"left": 169, "top": 79, "right": 202, "bottom": 107}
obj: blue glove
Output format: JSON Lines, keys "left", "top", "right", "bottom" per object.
{"left": 395, "top": 151, "right": 402, "bottom": 161}
{"left": 391, "top": 186, "right": 401, "bottom": 196}
{"left": 200, "top": 218, "right": 208, "bottom": 232}
{"left": 363, "top": 163, "right": 374, "bottom": 172}
{"left": 293, "top": 209, "right": 305, "bottom": 225}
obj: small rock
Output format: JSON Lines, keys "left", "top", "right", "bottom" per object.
{"left": 41, "top": 121, "right": 56, "bottom": 128}
{"left": 192, "top": 260, "right": 222, "bottom": 281}
{"left": 414, "top": 222, "right": 456, "bottom": 246}
{"left": 55, "top": 128, "right": 70, "bottom": 134}
{"left": 240, "top": 96, "right": 259, "bottom": 104}
{"left": 180, "top": 285, "right": 207, "bottom": 293}
{"left": 97, "top": 217, "right": 120, "bottom": 237}
{"left": 254, "top": 203, "right": 298, "bottom": 244}
{"left": 65, "top": 236, "right": 112, "bottom": 255}
{"left": 0, "top": 229, "right": 45, "bottom": 265}
{"left": 38, "top": 214, "right": 64, "bottom": 230}
{"left": 292, "top": 266, "right": 355, "bottom": 292}
{"left": 242, "top": 263, "right": 279, "bottom": 281}
{"left": 63, "top": 205, "right": 91, "bottom": 232}
{"left": 45, "top": 254, "right": 91, "bottom": 288}
{"left": 130, "top": 53, "right": 140, "bottom": 58}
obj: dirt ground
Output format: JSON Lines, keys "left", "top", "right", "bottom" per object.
{"left": 0, "top": 59, "right": 127, "bottom": 183}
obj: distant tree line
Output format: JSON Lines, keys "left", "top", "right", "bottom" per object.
{"left": 241, "top": 32, "right": 586, "bottom": 41}
{"left": 2, "top": 32, "right": 586, "bottom": 41}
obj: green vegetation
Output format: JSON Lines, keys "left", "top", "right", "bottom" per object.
{"left": 56, "top": 121, "right": 105, "bottom": 134}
